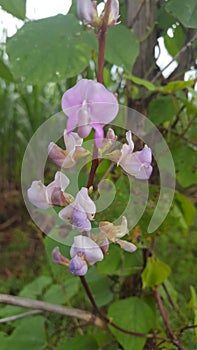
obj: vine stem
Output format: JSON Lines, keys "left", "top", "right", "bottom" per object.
{"left": 87, "top": 0, "right": 112, "bottom": 188}
{"left": 154, "top": 286, "right": 185, "bottom": 350}
{"left": 97, "top": 0, "right": 112, "bottom": 83}
{"left": 80, "top": 276, "right": 172, "bottom": 343}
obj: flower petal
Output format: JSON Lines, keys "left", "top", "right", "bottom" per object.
{"left": 72, "top": 207, "right": 91, "bottom": 232}
{"left": 77, "top": 0, "right": 95, "bottom": 24}
{"left": 59, "top": 204, "right": 75, "bottom": 222}
{"left": 64, "top": 130, "right": 83, "bottom": 152}
{"left": 69, "top": 255, "right": 88, "bottom": 276}
{"left": 70, "top": 235, "right": 103, "bottom": 265}
{"left": 76, "top": 187, "right": 96, "bottom": 220}
{"left": 116, "top": 239, "right": 137, "bottom": 253}
{"left": 27, "top": 180, "right": 49, "bottom": 209}
{"left": 92, "top": 123, "right": 104, "bottom": 148}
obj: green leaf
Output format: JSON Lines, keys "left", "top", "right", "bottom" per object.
{"left": 56, "top": 335, "right": 98, "bottom": 350}
{"left": 108, "top": 297, "right": 155, "bottom": 350}
{"left": 85, "top": 267, "right": 113, "bottom": 306}
{"left": 142, "top": 256, "right": 171, "bottom": 288}
{"left": 165, "top": 0, "right": 197, "bottom": 28}
{"left": 125, "top": 74, "right": 156, "bottom": 91}
{"left": 105, "top": 25, "right": 139, "bottom": 72}
{"left": 148, "top": 95, "right": 179, "bottom": 124}
{"left": 0, "top": 316, "right": 46, "bottom": 350}
{"left": 175, "top": 191, "right": 196, "bottom": 227}
{"left": 171, "top": 143, "right": 197, "bottom": 187}
{"left": 7, "top": 14, "right": 96, "bottom": 85}
{"left": 19, "top": 275, "right": 52, "bottom": 298}
{"left": 0, "top": 0, "right": 26, "bottom": 20}
{"left": 189, "top": 286, "right": 197, "bottom": 337}
{"left": 164, "top": 24, "right": 185, "bottom": 57}
{"left": 43, "top": 276, "right": 80, "bottom": 304}
{"left": 160, "top": 80, "right": 194, "bottom": 93}
{"left": 0, "top": 59, "right": 14, "bottom": 81}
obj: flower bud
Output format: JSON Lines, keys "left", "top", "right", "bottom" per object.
{"left": 77, "top": 0, "right": 97, "bottom": 25}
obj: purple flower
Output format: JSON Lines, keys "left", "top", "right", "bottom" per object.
{"left": 27, "top": 171, "right": 72, "bottom": 209}
{"left": 52, "top": 247, "right": 69, "bottom": 266}
{"left": 118, "top": 131, "right": 153, "bottom": 180}
{"left": 48, "top": 130, "right": 89, "bottom": 169}
{"left": 69, "top": 235, "right": 104, "bottom": 276}
{"left": 61, "top": 79, "right": 119, "bottom": 148}
{"left": 77, "top": 0, "right": 97, "bottom": 25}
{"left": 59, "top": 187, "right": 96, "bottom": 232}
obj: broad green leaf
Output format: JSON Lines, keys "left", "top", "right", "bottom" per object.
{"left": 164, "top": 25, "right": 185, "bottom": 57}
{"left": 56, "top": 335, "right": 98, "bottom": 350}
{"left": 43, "top": 276, "right": 80, "bottom": 304}
{"left": 19, "top": 275, "right": 52, "bottom": 298}
{"left": 7, "top": 14, "right": 96, "bottom": 85}
{"left": 156, "top": 3, "right": 177, "bottom": 33}
{"left": 105, "top": 25, "right": 139, "bottom": 72}
{"left": 165, "top": 0, "right": 197, "bottom": 28}
{"left": 0, "top": 0, "right": 26, "bottom": 20}
{"left": 108, "top": 297, "right": 155, "bottom": 350}
{"left": 97, "top": 245, "right": 122, "bottom": 275}
{"left": 148, "top": 95, "right": 179, "bottom": 124}
{"left": 0, "top": 316, "right": 46, "bottom": 350}
{"left": 0, "top": 59, "right": 14, "bottom": 81}
{"left": 142, "top": 256, "right": 171, "bottom": 288}
{"left": 125, "top": 74, "right": 156, "bottom": 91}
{"left": 171, "top": 143, "right": 197, "bottom": 187}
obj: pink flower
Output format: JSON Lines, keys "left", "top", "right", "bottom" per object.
{"left": 27, "top": 171, "right": 72, "bottom": 209}
{"left": 118, "top": 131, "right": 152, "bottom": 180}
{"left": 48, "top": 130, "right": 89, "bottom": 168}
{"left": 69, "top": 235, "right": 104, "bottom": 276}
{"left": 52, "top": 247, "right": 69, "bottom": 266}
{"left": 61, "top": 79, "right": 119, "bottom": 148}
{"left": 59, "top": 187, "right": 96, "bottom": 232}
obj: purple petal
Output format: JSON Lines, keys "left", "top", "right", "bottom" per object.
{"left": 70, "top": 235, "right": 103, "bottom": 265}
{"left": 51, "top": 247, "right": 62, "bottom": 264}
{"left": 92, "top": 123, "right": 104, "bottom": 148}
{"left": 77, "top": 0, "right": 95, "bottom": 24}
{"left": 73, "top": 207, "right": 91, "bottom": 231}
{"left": 27, "top": 180, "right": 49, "bottom": 209}
{"left": 135, "top": 164, "right": 153, "bottom": 180}
{"left": 135, "top": 146, "right": 152, "bottom": 164}
{"left": 48, "top": 142, "right": 67, "bottom": 167}
{"left": 69, "top": 255, "right": 88, "bottom": 276}
{"left": 75, "top": 187, "right": 96, "bottom": 220}
{"left": 59, "top": 204, "right": 74, "bottom": 222}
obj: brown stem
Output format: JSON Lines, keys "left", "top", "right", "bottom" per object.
{"left": 97, "top": 0, "right": 111, "bottom": 83}
{"left": 86, "top": 143, "right": 100, "bottom": 188}
{"left": 80, "top": 276, "right": 172, "bottom": 342}
{"left": 154, "top": 286, "right": 185, "bottom": 350}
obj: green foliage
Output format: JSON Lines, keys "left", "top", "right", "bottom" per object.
{"left": 7, "top": 14, "right": 96, "bottom": 85}
{"left": 148, "top": 95, "right": 179, "bottom": 124}
{"left": 0, "top": 316, "right": 46, "bottom": 350}
{"left": 0, "top": 59, "right": 14, "bottom": 81}
{"left": 142, "top": 256, "right": 171, "bottom": 288}
{"left": 85, "top": 267, "right": 113, "bottom": 306}
{"left": 105, "top": 25, "right": 139, "bottom": 72}
{"left": 0, "top": 0, "right": 26, "bottom": 20}
{"left": 189, "top": 286, "right": 197, "bottom": 337}
{"left": 164, "top": 24, "right": 185, "bottom": 57}
{"left": 55, "top": 334, "right": 98, "bottom": 350}
{"left": 165, "top": 0, "right": 197, "bottom": 28}
{"left": 108, "top": 297, "right": 155, "bottom": 350}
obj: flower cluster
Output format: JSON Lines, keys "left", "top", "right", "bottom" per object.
{"left": 27, "top": 78, "right": 152, "bottom": 277}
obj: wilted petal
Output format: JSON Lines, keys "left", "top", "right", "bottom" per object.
{"left": 69, "top": 255, "right": 88, "bottom": 276}
{"left": 27, "top": 180, "right": 49, "bottom": 209}
{"left": 116, "top": 239, "right": 137, "bottom": 253}
{"left": 99, "top": 216, "right": 128, "bottom": 240}
{"left": 48, "top": 142, "right": 68, "bottom": 167}
{"left": 70, "top": 235, "right": 103, "bottom": 265}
